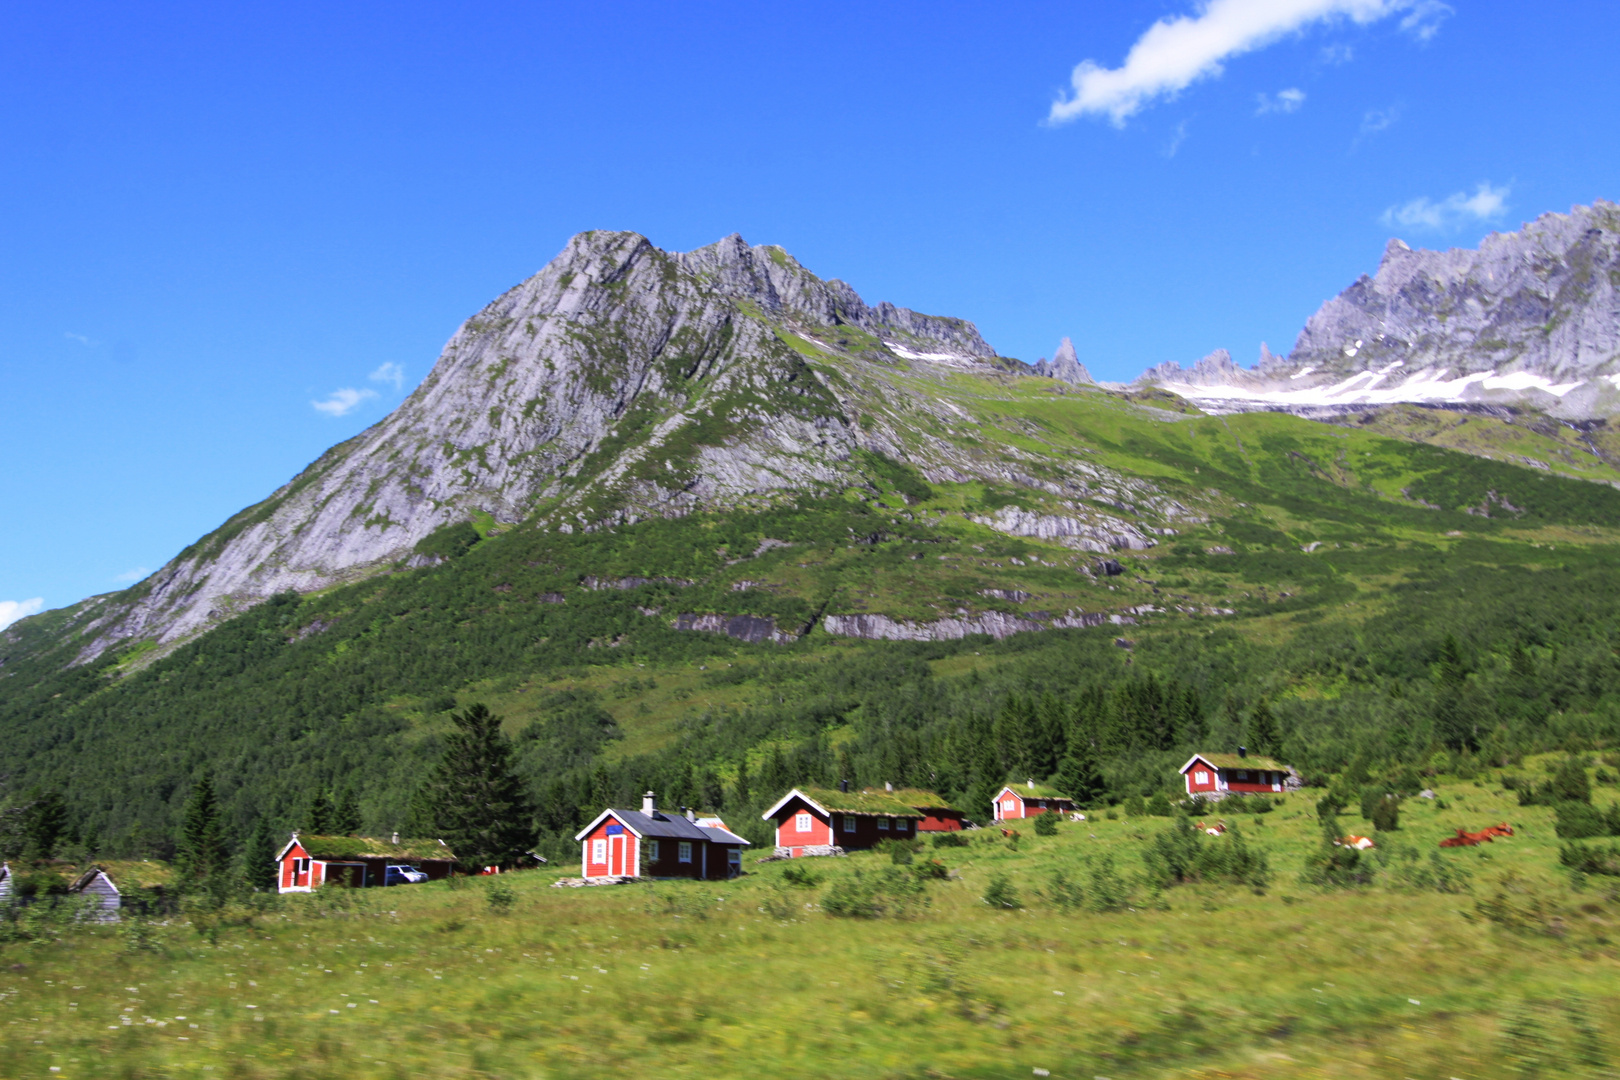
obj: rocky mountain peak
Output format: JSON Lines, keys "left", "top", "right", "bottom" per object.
{"left": 1031, "top": 336, "right": 1094, "bottom": 385}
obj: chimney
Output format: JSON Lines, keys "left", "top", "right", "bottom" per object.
{"left": 1238, "top": 746, "right": 1248, "bottom": 758}
{"left": 1027, "top": 778, "right": 1035, "bottom": 789}
{"left": 839, "top": 779, "right": 849, "bottom": 794}
{"left": 685, "top": 807, "right": 696, "bottom": 822}
{"left": 643, "top": 791, "right": 656, "bottom": 815}
{"left": 884, "top": 781, "right": 893, "bottom": 792}
{"left": 391, "top": 831, "right": 399, "bottom": 845}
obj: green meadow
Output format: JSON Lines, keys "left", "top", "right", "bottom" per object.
{"left": 4, "top": 763, "right": 1619, "bottom": 1080}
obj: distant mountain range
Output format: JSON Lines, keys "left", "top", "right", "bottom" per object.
{"left": 1127, "top": 200, "right": 1620, "bottom": 419}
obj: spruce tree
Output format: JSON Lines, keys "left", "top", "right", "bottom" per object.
{"left": 760, "top": 745, "right": 790, "bottom": 798}
{"left": 1247, "top": 700, "right": 1279, "bottom": 757}
{"left": 174, "top": 773, "right": 230, "bottom": 899}
{"left": 331, "top": 785, "right": 363, "bottom": 835}
{"left": 23, "top": 789, "right": 69, "bottom": 861}
{"left": 731, "top": 755, "right": 751, "bottom": 807}
{"left": 419, "top": 703, "right": 534, "bottom": 870}
{"left": 240, "top": 816, "right": 281, "bottom": 892}
{"left": 1055, "top": 751, "right": 1107, "bottom": 809}
{"left": 305, "top": 790, "right": 335, "bottom": 834}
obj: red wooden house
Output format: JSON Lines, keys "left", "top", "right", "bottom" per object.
{"left": 991, "top": 781, "right": 1076, "bottom": 821}
{"left": 890, "top": 788, "right": 969, "bottom": 831}
{"left": 574, "top": 793, "right": 750, "bottom": 881}
{"left": 762, "top": 785, "right": 924, "bottom": 857}
{"left": 1180, "top": 750, "right": 1290, "bottom": 797}
{"left": 275, "top": 834, "right": 457, "bottom": 893}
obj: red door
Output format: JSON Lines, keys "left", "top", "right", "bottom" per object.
{"left": 609, "top": 833, "right": 626, "bottom": 876}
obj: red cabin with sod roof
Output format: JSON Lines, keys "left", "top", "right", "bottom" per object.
{"left": 762, "top": 784, "right": 928, "bottom": 856}
{"left": 992, "top": 780, "right": 1076, "bottom": 821}
{"left": 275, "top": 834, "right": 457, "bottom": 893}
{"left": 1180, "top": 750, "right": 1291, "bottom": 797}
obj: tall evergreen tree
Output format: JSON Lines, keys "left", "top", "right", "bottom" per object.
{"left": 1054, "top": 749, "right": 1108, "bottom": 809}
{"left": 23, "top": 789, "right": 69, "bottom": 861}
{"left": 731, "top": 755, "right": 751, "bottom": 807}
{"left": 419, "top": 703, "right": 534, "bottom": 869}
{"left": 331, "top": 784, "right": 363, "bottom": 835}
{"left": 1247, "top": 699, "right": 1280, "bottom": 757}
{"left": 240, "top": 816, "right": 280, "bottom": 892}
{"left": 305, "top": 790, "right": 335, "bottom": 834}
{"left": 760, "top": 745, "right": 790, "bottom": 798}
{"left": 174, "top": 773, "right": 230, "bottom": 898}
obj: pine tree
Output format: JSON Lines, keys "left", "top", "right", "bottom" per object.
{"left": 331, "top": 784, "right": 363, "bottom": 835}
{"left": 23, "top": 789, "right": 69, "bottom": 861}
{"left": 731, "top": 755, "right": 751, "bottom": 807}
{"left": 239, "top": 817, "right": 280, "bottom": 892}
{"left": 175, "top": 773, "right": 230, "bottom": 899}
{"left": 419, "top": 703, "right": 534, "bottom": 870}
{"left": 1247, "top": 700, "right": 1279, "bottom": 757}
{"left": 760, "top": 745, "right": 790, "bottom": 798}
{"left": 1055, "top": 751, "right": 1107, "bottom": 809}
{"left": 305, "top": 790, "right": 335, "bottom": 834}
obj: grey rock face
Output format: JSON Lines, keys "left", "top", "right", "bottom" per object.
{"left": 69, "top": 231, "right": 1000, "bottom": 663}
{"left": 1031, "top": 337, "right": 1094, "bottom": 385}
{"left": 672, "top": 613, "right": 803, "bottom": 644}
{"left": 1134, "top": 201, "right": 1620, "bottom": 418}
{"left": 823, "top": 609, "right": 1122, "bottom": 643}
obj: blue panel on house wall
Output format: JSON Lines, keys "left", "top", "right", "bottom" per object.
{"left": 605, "top": 824, "right": 623, "bottom": 835}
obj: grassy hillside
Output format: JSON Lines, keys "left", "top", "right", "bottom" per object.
{"left": 3, "top": 377, "right": 1620, "bottom": 856}
{"left": 3, "top": 760, "right": 1618, "bottom": 1079}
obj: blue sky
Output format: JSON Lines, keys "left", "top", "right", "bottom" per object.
{"left": 4, "top": 1, "right": 1618, "bottom": 624}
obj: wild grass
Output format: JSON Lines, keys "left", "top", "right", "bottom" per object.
{"left": 5, "top": 773, "right": 1619, "bottom": 1079}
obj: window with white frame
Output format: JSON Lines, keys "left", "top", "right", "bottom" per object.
{"left": 795, "top": 811, "right": 812, "bottom": 833}
{"left": 1194, "top": 771, "right": 1208, "bottom": 785}
{"left": 842, "top": 814, "right": 856, "bottom": 832}
{"left": 1002, "top": 798, "right": 1018, "bottom": 813}
{"left": 591, "top": 839, "right": 606, "bottom": 863}
{"left": 648, "top": 840, "right": 661, "bottom": 861}
{"left": 896, "top": 818, "right": 909, "bottom": 831}
{"left": 878, "top": 817, "right": 889, "bottom": 830}
{"left": 294, "top": 857, "right": 310, "bottom": 877}
{"left": 678, "top": 841, "right": 692, "bottom": 863}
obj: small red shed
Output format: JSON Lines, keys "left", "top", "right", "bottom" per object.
{"left": 275, "top": 834, "right": 457, "bottom": 893}
{"left": 574, "top": 793, "right": 750, "bottom": 881}
{"left": 992, "top": 781, "right": 1076, "bottom": 821}
{"left": 890, "top": 788, "right": 969, "bottom": 831}
{"left": 1180, "top": 751, "right": 1291, "bottom": 797}
{"left": 762, "top": 786, "right": 924, "bottom": 857}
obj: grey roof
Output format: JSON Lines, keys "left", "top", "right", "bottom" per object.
{"left": 608, "top": 809, "right": 749, "bottom": 844}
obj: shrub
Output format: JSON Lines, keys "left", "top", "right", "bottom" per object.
{"left": 780, "top": 862, "right": 821, "bottom": 888}
{"left": 485, "top": 877, "right": 516, "bottom": 913}
{"left": 1046, "top": 869, "right": 1084, "bottom": 910}
{"left": 1370, "top": 795, "right": 1401, "bottom": 832}
{"left": 877, "top": 838, "right": 919, "bottom": 865}
{"left": 1560, "top": 842, "right": 1620, "bottom": 876}
{"left": 931, "top": 832, "right": 970, "bottom": 849}
{"left": 1144, "top": 792, "right": 1173, "bottom": 817}
{"left": 1555, "top": 803, "right": 1609, "bottom": 840}
{"left": 1123, "top": 795, "right": 1146, "bottom": 818}
{"left": 822, "top": 869, "right": 927, "bottom": 919}
{"left": 1551, "top": 756, "right": 1593, "bottom": 804}
{"left": 982, "top": 873, "right": 1021, "bottom": 910}
{"left": 1141, "top": 815, "right": 1270, "bottom": 890}
{"left": 912, "top": 858, "right": 949, "bottom": 881}
{"left": 1086, "top": 855, "right": 1131, "bottom": 912}
{"left": 1033, "top": 812, "right": 1058, "bottom": 836}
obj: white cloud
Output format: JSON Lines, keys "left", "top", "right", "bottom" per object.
{"left": 65, "top": 332, "right": 95, "bottom": 346}
{"left": 311, "top": 387, "right": 378, "bottom": 417}
{"left": 1381, "top": 182, "right": 1510, "bottom": 231}
{"left": 1399, "top": 0, "right": 1452, "bottom": 42}
{"left": 1163, "top": 119, "right": 1191, "bottom": 157}
{"left": 114, "top": 567, "right": 150, "bottom": 583}
{"left": 369, "top": 362, "right": 406, "bottom": 392}
{"left": 0, "top": 598, "right": 44, "bottom": 631}
{"left": 1359, "top": 105, "right": 1400, "bottom": 136}
{"left": 1048, "top": 0, "right": 1421, "bottom": 126}
{"left": 1256, "top": 87, "right": 1306, "bottom": 114}
{"left": 1318, "top": 42, "right": 1355, "bottom": 64}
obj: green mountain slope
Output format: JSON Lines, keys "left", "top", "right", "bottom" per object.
{"left": 4, "top": 369, "right": 1620, "bottom": 854}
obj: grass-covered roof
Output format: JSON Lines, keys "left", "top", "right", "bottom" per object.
{"left": 999, "top": 782, "right": 1073, "bottom": 801}
{"left": 1192, "top": 753, "right": 1288, "bottom": 772}
{"left": 92, "top": 860, "right": 174, "bottom": 889}
{"left": 298, "top": 835, "right": 456, "bottom": 861}
{"left": 887, "top": 788, "right": 965, "bottom": 813}
{"left": 795, "top": 787, "right": 922, "bottom": 817}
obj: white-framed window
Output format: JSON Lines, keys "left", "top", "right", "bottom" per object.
{"left": 795, "top": 811, "right": 812, "bottom": 833}
{"left": 878, "top": 818, "right": 890, "bottom": 831}
{"left": 1002, "top": 798, "right": 1018, "bottom": 812}
{"left": 293, "top": 857, "right": 310, "bottom": 877}
{"left": 1194, "top": 771, "right": 1208, "bottom": 785}
{"left": 842, "top": 814, "right": 856, "bottom": 833}
{"left": 1236, "top": 770, "right": 1248, "bottom": 781}
{"left": 648, "top": 840, "right": 661, "bottom": 861}
{"left": 591, "top": 839, "right": 606, "bottom": 863}
{"left": 896, "top": 818, "right": 909, "bottom": 831}
{"left": 727, "top": 848, "right": 741, "bottom": 865}
{"left": 678, "top": 841, "right": 692, "bottom": 863}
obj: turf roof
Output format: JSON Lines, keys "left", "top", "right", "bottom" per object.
{"left": 998, "top": 782, "right": 1073, "bottom": 801}
{"left": 296, "top": 835, "right": 456, "bottom": 861}
{"left": 1188, "top": 753, "right": 1288, "bottom": 772}
{"left": 793, "top": 786, "right": 922, "bottom": 817}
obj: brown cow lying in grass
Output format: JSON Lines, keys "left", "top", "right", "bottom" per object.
{"left": 1438, "top": 823, "right": 1514, "bottom": 848}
